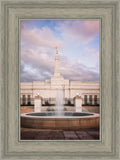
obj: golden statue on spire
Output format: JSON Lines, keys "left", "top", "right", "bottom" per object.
{"left": 56, "top": 46, "right": 58, "bottom": 54}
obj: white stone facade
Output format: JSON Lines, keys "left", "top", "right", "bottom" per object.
{"left": 20, "top": 81, "right": 99, "bottom": 101}
{"left": 21, "top": 48, "right": 100, "bottom": 106}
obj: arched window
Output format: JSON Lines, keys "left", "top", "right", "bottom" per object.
{"left": 84, "top": 95, "right": 87, "bottom": 105}
{"left": 94, "top": 95, "right": 97, "bottom": 105}
{"left": 22, "top": 95, "right": 26, "bottom": 105}
{"left": 89, "top": 95, "right": 92, "bottom": 105}
{"left": 27, "top": 95, "right": 31, "bottom": 105}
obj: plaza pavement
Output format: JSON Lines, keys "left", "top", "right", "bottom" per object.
{"left": 21, "top": 128, "right": 99, "bottom": 140}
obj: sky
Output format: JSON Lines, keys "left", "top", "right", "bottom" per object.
{"left": 20, "top": 20, "right": 100, "bottom": 82}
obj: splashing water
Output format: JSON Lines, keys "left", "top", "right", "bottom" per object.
{"left": 55, "top": 90, "right": 64, "bottom": 116}
{"left": 82, "top": 107, "right": 88, "bottom": 112}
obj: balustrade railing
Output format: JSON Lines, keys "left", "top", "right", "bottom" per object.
{"left": 20, "top": 97, "right": 100, "bottom": 106}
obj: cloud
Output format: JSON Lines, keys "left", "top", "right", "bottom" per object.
{"left": 56, "top": 20, "right": 99, "bottom": 44}
{"left": 20, "top": 20, "right": 99, "bottom": 82}
{"left": 21, "top": 48, "right": 99, "bottom": 82}
{"left": 84, "top": 47, "right": 99, "bottom": 72}
{"left": 21, "top": 60, "right": 53, "bottom": 82}
{"left": 21, "top": 45, "right": 55, "bottom": 73}
{"left": 21, "top": 23, "right": 63, "bottom": 49}
{"left": 60, "top": 56, "right": 99, "bottom": 82}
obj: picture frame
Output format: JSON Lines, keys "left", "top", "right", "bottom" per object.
{"left": 0, "top": 0, "right": 119, "bottom": 159}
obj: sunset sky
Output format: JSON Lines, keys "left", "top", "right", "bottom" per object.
{"left": 20, "top": 20, "right": 100, "bottom": 82}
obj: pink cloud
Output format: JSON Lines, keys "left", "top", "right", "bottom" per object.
{"left": 21, "top": 25, "right": 63, "bottom": 49}
{"left": 21, "top": 43, "right": 99, "bottom": 82}
{"left": 20, "top": 20, "right": 99, "bottom": 82}
{"left": 56, "top": 20, "right": 99, "bottom": 44}
{"left": 21, "top": 45, "right": 55, "bottom": 73}
{"left": 85, "top": 47, "right": 97, "bottom": 53}
{"left": 84, "top": 21, "right": 99, "bottom": 36}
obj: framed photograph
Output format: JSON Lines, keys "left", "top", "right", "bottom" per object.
{"left": 20, "top": 19, "right": 100, "bottom": 141}
{"left": 0, "top": 0, "right": 120, "bottom": 159}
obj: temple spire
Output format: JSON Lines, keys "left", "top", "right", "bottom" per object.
{"left": 54, "top": 46, "right": 60, "bottom": 76}
{"left": 56, "top": 46, "right": 58, "bottom": 54}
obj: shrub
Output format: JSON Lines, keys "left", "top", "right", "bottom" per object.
{"left": 46, "top": 108, "right": 55, "bottom": 111}
{"left": 64, "top": 108, "right": 67, "bottom": 111}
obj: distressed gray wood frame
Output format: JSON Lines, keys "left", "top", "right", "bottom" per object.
{"left": 0, "top": 0, "right": 120, "bottom": 159}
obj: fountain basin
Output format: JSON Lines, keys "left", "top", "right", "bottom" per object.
{"left": 21, "top": 112, "right": 99, "bottom": 130}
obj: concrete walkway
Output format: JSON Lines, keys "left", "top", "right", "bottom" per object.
{"left": 21, "top": 128, "right": 99, "bottom": 140}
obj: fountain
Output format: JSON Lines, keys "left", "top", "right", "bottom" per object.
{"left": 82, "top": 107, "right": 89, "bottom": 112}
{"left": 55, "top": 90, "right": 64, "bottom": 116}
{"left": 21, "top": 92, "right": 99, "bottom": 130}
{"left": 21, "top": 112, "right": 99, "bottom": 130}
{"left": 21, "top": 48, "right": 99, "bottom": 130}
{"left": 21, "top": 84, "right": 99, "bottom": 130}
{"left": 21, "top": 88, "right": 99, "bottom": 130}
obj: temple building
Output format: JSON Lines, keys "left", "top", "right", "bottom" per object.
{"left": 20, "top": 47, "right": 100, "bottom": 107}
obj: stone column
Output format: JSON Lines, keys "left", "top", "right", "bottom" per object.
{"left": 75, "top": 95, "right": 82, "bottom": 112}
{"left": 34, "top": 95, "right": 42, "bottom": 112}
{"left": 92, "top": 95, "right": 94, "bottom": 105}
